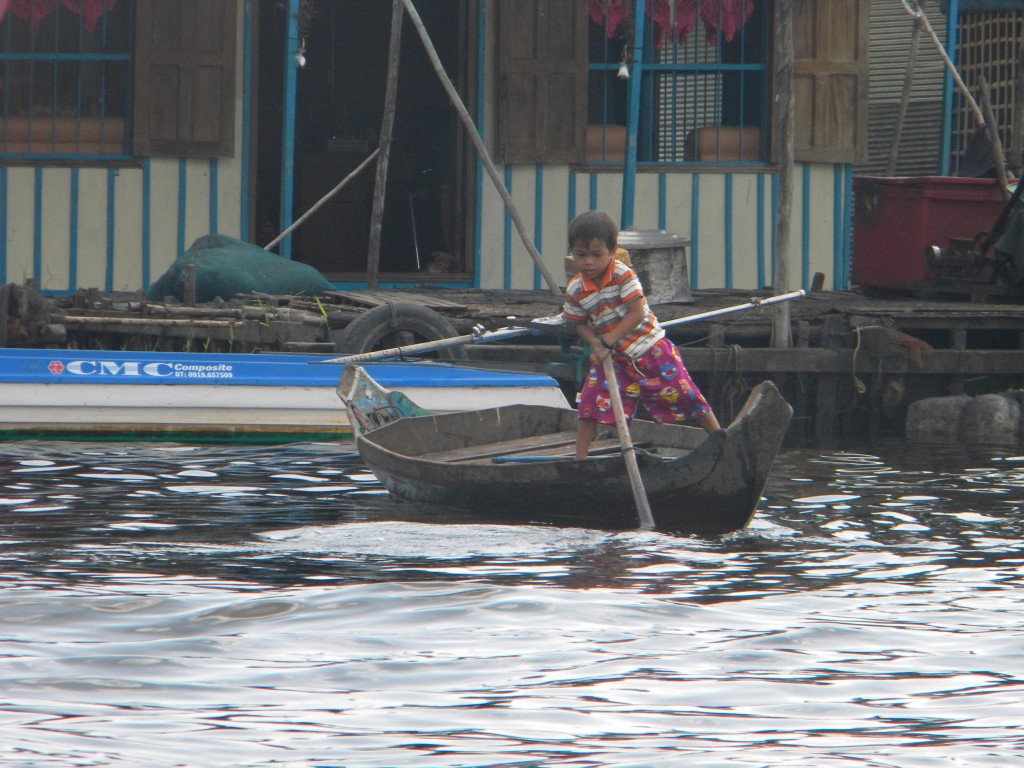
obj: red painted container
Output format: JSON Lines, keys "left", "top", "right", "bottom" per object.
{"left": 852, "top": 176, "right": 1007, "bottom": 292}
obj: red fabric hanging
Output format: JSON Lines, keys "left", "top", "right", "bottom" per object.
{"left": 6, "top": 0, "right": 117, "bottom": 32}
{"left": 670, "top": 0, "right": 699, "bottom": 45}
{"left": 10, "top": 0, "right": 56, "bottom": 31}
{"left": 700, "top": 0, "right": 754, "bottom": 43}
{"left": 590, "top": 0, "right": 753, "bottom": 47}
{"left": 61, "top": 0, "right": 118, "bottom": 33}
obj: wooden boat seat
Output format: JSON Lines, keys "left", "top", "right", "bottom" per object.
{"left": 417, "top": 431, "right": 578, "bottom": 463}
{"left": 416, "top": 431, "right": 627, "bottom": 464}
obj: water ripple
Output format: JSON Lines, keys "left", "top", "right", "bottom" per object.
{"left": 2, "top": 439, "right": 1024, "bottom": 766}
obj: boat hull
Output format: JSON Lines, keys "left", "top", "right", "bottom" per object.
{"left": 0, "top": 349, "right": 569, "bottom": 442}
{"left": 355, "top": 380, "right": 793, "bottom": 536}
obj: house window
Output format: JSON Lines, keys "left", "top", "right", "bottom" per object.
{"left": 586, "top": 1, "right": 770, "bottom": 164}
{"left": 0, "top": 0, "right": 132, "bottom": 160}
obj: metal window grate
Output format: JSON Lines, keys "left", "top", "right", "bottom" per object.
{"left": 0, "top": 0, "right": 131, "bottom": 160}
{"left": 952, "top": 9, "right": 1024, "bottom": 175}
{"left": 587, "top": 1, "right": 769, "bottom": 165}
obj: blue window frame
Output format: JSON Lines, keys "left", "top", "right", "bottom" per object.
{"left": 587, "top": 1, "right": 770, "bottom": 165}
{"left": 0, "top": 0, "right": 132, "bottom": 161}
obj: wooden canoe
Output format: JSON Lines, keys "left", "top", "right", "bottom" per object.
{"left": 344, "top": 367, "right": 793, "bottom": 536}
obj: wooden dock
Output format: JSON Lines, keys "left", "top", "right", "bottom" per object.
{"left": 6, "top": 281, "right": 1024, "bottom": 444}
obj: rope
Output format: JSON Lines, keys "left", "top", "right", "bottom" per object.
{"left": 851, "top": 326, "right": 868, "bottom": 395}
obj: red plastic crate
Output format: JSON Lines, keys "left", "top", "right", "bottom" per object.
{"left": 852, "top": 176, "right": 1007, "bottom": 292}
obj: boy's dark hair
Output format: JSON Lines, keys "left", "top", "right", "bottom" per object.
{"left": 568, "top": 211, "right": 618, "bottom": 250}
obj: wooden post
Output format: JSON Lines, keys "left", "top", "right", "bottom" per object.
{"left": 772, "top": 0, "right": 793, "bottom": 349}
{"left": 366, "top": 0, "right": 404, "bottom": 290}
{"left": 401, "top": 0, "right": 564, "bottom": 298}
{"left": 184, "top": 264, "right": 197, "bottom": 306}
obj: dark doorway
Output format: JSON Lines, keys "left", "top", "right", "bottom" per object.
{"left": 255, "top": 0, "right": 467, "bottom": 280}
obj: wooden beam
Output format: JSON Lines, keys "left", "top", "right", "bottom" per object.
{"left": 366, "top": 0, "right": 404, "bottom": 289}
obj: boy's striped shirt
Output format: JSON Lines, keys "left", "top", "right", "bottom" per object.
{"left": 562, "top": 259, "right": 664, "bottom": 358}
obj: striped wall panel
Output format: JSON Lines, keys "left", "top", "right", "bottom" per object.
{"left": 476, "top": 164, "right": 852, "bottom": 293}
{"left": 0, "top": 0, "right": 249, "bottom": 296}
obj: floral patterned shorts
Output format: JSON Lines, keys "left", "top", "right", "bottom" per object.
{"left": 576, "top": 337, "right": 711, "bottom": 425}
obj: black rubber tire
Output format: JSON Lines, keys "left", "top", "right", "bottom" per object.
{"left": 337, "top": 301, "right": 468, "bottom": 360}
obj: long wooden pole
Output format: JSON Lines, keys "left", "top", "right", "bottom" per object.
{"left": 265, "top": 149, "right": 379, "bottom": 252}
{"left": 602, "top": 355, "right": 655, "bottom": 530}
{"left": 321, "top": 290, "right": 806, "bottom": 365}
{"left": 400, "top": 0, "right": 564, "bottom": 298}
{"left": 366, "top": 0, "right": 405, "bottom": 290}
{"left": 772, "top": 0, "right": 794, "bottom": 349}
{"left": 887, "top": 2, "right": 922, "bottom": 176}
{"left": 899, "top": 0, "right": 983, "bottom": 126}
{"left": 978, "top": 75, "right": 1012, "bottom": 202}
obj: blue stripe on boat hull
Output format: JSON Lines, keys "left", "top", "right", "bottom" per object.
{"left": 0, "top": 350, "right": 560, "bottom": 389}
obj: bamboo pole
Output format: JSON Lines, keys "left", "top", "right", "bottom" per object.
{"left": 887, "top": 2, "right": 923, "bottom": 176}
{"left": 264, "top": 149, "right": 379, "bottom": 252}
{"left": 366, "top": 0, "right": 405, "bottom": 290}
{"left": 602, "top": 355, "right": 655, "bottom": 531}
{"left": 899, "top": 0, "right": 984, "bottom": 126}
{"left": 978, "top": 75, "right": 1012, "bottom": 202}
{"left": 400, "top": 0, "right": 564, "bottom": 299}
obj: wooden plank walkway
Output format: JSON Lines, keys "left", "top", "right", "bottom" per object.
{"left": 8, "top": 279, "right": 1024, "bottom": 443}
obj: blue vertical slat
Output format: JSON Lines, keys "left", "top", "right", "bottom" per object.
{"left": 833, "top": 165, "right": 843, "bottom": 290}
{"left": 33, "top": 168, "right": 42, "bottom": 283}
{"left": 142, "top": 158, "right": 152, "bottom": 290}
{"left": 568, "top": 170, "right": 577, "bottom": 221}
{"left": 941, "top": 0, "right": 959, "bottom": 175}
{"left": 473, "top": 0, "right": 486, "bottom": 286}
{"left": 533, "top": 164, "right": 543, "bottom": 290}
{"left": 658, "top": 172, "right": 666, "bottom": 229}
{"left": 178, "top": 159, "right": 188, "bottom": 256}
{"left": 770, "top": 171, "right": 778, "bottom": 285}
{"left": 842, "top": 164, "right": 854, "bottom": 289}
{"left": 106, "top": 168, "right": 116, "bottom": 291}
{"left": 278, "top": 0, "right": 300, "bottom": 259}
{"left": 689, "top": 173, "right": 700, "bottom": 287}
{"left": 503, "top": 166, "right": 512, "bottom": 289}
{"left": 210, "top": 158, "right": 219, "bottom": 234}
{"left": 756, "top": 173, "right": 766, "bottom": 288}
{"left": 0, "top": 168, "right": 6, "bottom": 283}
{"left": 620, "top": 0, "right": 646, "bottom": 230}
{"left": 801, "top": 164, "right": 811, "bottom": 290}
{"left": 589, "top": 173, "right": 598, "bottom": 210}
{"left": 240, "top": 0, "right": 254, "bottom": 238}
{"left": 69, "top": 168, "right": 79, "bottom": 290}
{"left": 724, "top": 174, "right": 733, "bottom": 288}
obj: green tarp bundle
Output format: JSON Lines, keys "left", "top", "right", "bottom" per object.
{"left": 149, "top": 234, "right": 334, "bottom": 303}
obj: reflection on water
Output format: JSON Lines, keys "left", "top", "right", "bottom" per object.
{"left": 2, "top": 439, "right": 1024, "bottom": 766}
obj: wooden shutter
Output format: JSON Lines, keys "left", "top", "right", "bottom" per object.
{"left": 496, "top": 0, "right": 588, "bottom": 163}
{"left": 133, "top": 0, "right": 237, "bottom": 158}
{"left": 790, "top": 0, "right": 868, "bottom": 164}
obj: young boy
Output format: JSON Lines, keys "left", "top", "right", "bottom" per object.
{"left": 561, "top": 211, "right": 721, "bottom": 460}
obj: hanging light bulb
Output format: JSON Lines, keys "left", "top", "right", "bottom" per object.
{"left": 617, "top": 61, "right": 629, "bottom": 80}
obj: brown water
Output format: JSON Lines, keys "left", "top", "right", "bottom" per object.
{"left": 1, "top": 439, "right": 1023, "bottom": 766}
